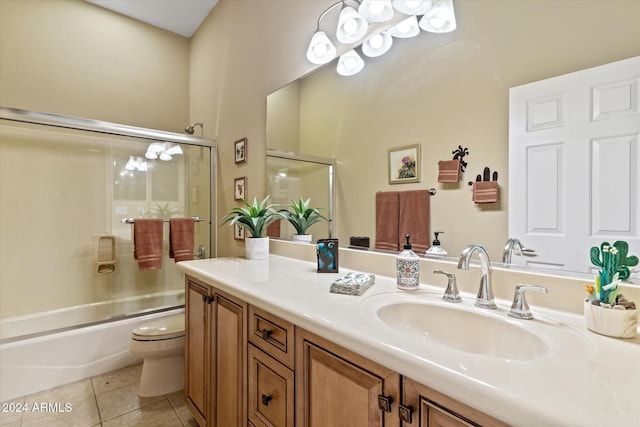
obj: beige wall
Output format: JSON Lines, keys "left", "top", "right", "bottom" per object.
{"left": 2, "top": 0, "right": 638, "bottom": 262}
{"left": 192, "top": 0, "right": 640, "bottom": 258}
{"left": 0, "top": 0, "right": 193, "bottom": 317}
{"left": 0, "top": 0, "right": 190, "bottom": 132}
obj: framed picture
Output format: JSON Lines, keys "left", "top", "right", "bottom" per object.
{"left": 234, "top": 177, "right": 247, "bottom": 200}
{"left": 234, "top": 138, "right": 247, "bottom": 164}
{"left": 233, "top": 223, "right": 245, "bottom": 240}
{"left": 388, "top": 144, "right": 421, "bottom": 184}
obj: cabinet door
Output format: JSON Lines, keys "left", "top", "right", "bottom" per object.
{"left": 402, "top": 377, "right": 507, "bottom": 427}
{"left": 185, "top": 279, "right": 209, "bottom": 427}
{"left": 248, "top": 344, "right": 294, "bottom": 427}
{"left": 296, "top": 328, "right": 400, "bottom": 427}
{"left": 212, "top": 292, "right": 247, "bottom": 427}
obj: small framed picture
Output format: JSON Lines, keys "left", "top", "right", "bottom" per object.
{"left": 234, "top": 138, "right": 247, "bottom": 164}
{"left": 234, "top": 177, "right": 247, "bottom": 200}
{"left": 233, "top": 223, "right": 245, "bottom": 240}
{"left": 389, "top": 144, "right": 421, "bottom": 184}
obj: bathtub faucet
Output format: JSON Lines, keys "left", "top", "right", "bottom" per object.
{"left": 194, "top": 245, "right": 206, "bottom": 259}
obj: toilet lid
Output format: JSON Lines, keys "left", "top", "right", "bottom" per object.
{"left": 132, "top": 313, "right": 185, "bottom": 340}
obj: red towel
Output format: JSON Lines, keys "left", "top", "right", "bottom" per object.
{"left": 399, "top": 190, "right": 430, "bottom": 253}
{"left": 375, "top": 191, "right": 400, "bottom": 251}
{"left": 133, "top": 219, "right": 163, "bottom": 270}
{"left": 472, "top": 181, "right": 499, "bottom": 203}
{"left": 437, "top": 159, "right": 460, "bottom": 183}
{"left": 170, "top": 218, "right": 195, "bottom": 262}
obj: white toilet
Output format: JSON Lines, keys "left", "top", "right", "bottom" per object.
{"left": 129, "top": 313, "right": 185, "bottom": 397}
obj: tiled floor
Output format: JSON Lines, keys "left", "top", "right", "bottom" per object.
{"left": 0, "top": 363, "right": 197, "bottom": 427}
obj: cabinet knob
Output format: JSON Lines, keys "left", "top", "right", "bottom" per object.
{"left": 399, "top": 404, "right": 414, "bottom": 423}
{"left": 261, "top": 329, "right": 273, "bottom": 340}
{"left": 377, "top": 394, "right": 393, "bottom": 413}
{"left": 261, "top": 394, "right": 273, "bottom": 406}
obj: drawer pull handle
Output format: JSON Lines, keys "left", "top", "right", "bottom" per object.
{"left": 261, "top": 329, "right": 273, "bottom": 340}
{"left": 377, "top": 394, "right": 393, "bottom": 413}
{"left": 261, "top": 394, "right": 273, "bottom": 406}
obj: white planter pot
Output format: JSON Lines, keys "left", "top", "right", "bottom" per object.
{"left": 245, "top": 237, "right": 269, "bottom": 260}
{"left": 291, "top": 234, "right": 312, "bottom": 243}
{"left": 584, "top": 299, "right": 637, "bottom": 339}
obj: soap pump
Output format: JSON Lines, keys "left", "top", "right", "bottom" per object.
{"left": 426, "top": 231, "right": 448, "bottom": 257}
{"left": 397, "top": 234, "right": 420, "bottom": 291}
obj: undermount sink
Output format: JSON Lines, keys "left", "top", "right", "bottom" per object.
{"left": 375, "top": 299, "right": 548, "bottom": 359}
{"left": 358, "top": 292, "right": 593, "bottom": 360}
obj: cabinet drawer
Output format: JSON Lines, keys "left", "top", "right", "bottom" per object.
{"left": 248, "top": 345, "right": 294, "bottom": 427}
{"left": 249, "top": 305, "right": 295, "bottom": 368}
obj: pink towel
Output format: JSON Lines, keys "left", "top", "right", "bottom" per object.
{"left": 133, "top": 219, "right": 163, "bottom": 270}
{"left": 399, "top": 190, "right": 430, "bottom": 253}
{"left": 472, "top": 181, "right": 499, "bottom": 203}
{"left": 375, "top": 191, "right": 400, "bottom": 251}
{"left": 437, "top": 159, "right": 460, "bottom": 183}
{"left": 170, "top": 218, "right": 195, "bottom": 262}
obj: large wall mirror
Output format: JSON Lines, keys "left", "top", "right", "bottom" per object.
{"left": 266, "top": 0, "right": 640, "bottom": 280}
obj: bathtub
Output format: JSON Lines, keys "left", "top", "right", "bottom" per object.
{"left": 0, "top": 291, "right": 185, "bottom": 402}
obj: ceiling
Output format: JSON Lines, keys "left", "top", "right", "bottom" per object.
{"left": 85, "top": 0, "right": 218, "bottom": 38}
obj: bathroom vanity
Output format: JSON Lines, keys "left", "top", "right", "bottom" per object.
{"left": 177, "top": 245, "right": 640, "bottom": 427}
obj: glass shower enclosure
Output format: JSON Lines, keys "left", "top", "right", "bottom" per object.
{"left": 0, "top": 107, "right": 215, "bottom": 341}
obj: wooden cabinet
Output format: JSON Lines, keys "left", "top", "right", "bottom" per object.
{"left": 401, "top": 377, "right": 508, "bottom": 427}
{"left": 248, "top": 344, "right": 295, "bottom": 427}
{"left": 185, "top": 275, "right": 505, "bottom": 427}
{"left": 185, "top": 279, "right": 209, "bottom": 426}
{"left": 296, "top": 328, "right": 401, "bottom": 427}
{"left": 247, "top": 306, "right": 295, "bottom": 427}
{"left": 184, "top": 276, "right": 247, "bottom": 427}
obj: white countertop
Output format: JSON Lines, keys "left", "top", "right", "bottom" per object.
{"left": 177, "top": 255, "right": 640, "bottom": 427}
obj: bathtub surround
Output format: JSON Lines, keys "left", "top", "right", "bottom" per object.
{"left": 0, "top": 307, "right": 184, "bottom": 402}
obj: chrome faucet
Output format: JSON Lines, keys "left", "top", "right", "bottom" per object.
{"left": 457, "top": 244, "right": 496, "bottom": 309}
{"left": 502, "top": 238, "right": 535, "bottom": 265}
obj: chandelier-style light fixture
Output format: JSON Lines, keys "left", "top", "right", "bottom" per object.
{"left": 306, "top": 0, "right": 456, "bottom": 76}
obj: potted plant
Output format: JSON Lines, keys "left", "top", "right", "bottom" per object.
{"left": 585, "top": 240, "right": 638, "bottom": 338}
{"left": 221, "top": 196, "right": 281, "bottom": 259}
{"left": 279, "top": 198, "right": 328, "bottom": 243}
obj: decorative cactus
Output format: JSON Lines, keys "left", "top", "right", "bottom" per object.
{"left": 612, "top": 240, "right": 639, "bottom": 280}
{"left": 589, "top": 240, "right": 638, "bottom": 304}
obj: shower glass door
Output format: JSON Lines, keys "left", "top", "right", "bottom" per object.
{"left": 0, "top": 117, "right": 212, "bottom": 341}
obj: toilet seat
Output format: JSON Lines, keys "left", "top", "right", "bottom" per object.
{"left": 131, "top": 313, "right": 184, "bottom": 341}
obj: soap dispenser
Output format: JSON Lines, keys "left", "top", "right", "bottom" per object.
{"left": 397, "top": 234, "right": 420, "bottom": 291}
{"left": 426, "top": 231, "right": 448, "bottom": 257}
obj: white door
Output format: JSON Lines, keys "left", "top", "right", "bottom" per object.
{"left": 509, "top": 56, "right": 640, "bottom": 276}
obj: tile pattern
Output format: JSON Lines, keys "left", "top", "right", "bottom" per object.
{"left": 0, "top": 364, "right": 197, "bottom": 427}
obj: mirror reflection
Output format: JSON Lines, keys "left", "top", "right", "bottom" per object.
{"left": 266, "top": 0, "right": 639, "bottom": 279}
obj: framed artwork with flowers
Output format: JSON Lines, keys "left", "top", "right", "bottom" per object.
{"left": 388, "top": 144, "right": 421, "bottom": 184}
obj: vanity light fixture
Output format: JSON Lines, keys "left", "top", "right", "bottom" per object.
{"left": 305, "top": 0, "right": 457, "bottom": 75}
{"left": 362, "top": 31, "right": 393, "bottom": 57}
{"left": 337, "top": 49, "right": 365, "bottom": 76}
{"left": 419, "top": 0, "right": 456, "bottom": 33}
{"left": 387, "top": 15, "right": 420, "bottom": 38}
{"left": 358, "top": 0, "right": 394, "bottom": 23}
{"left": 336, "top": 3, "right": 369, "bottom": 43}
{"left": 144, "top": 142, "right": 183, "bottom": 161}
{"left": 392, "top": 0, "right": 432, "bottom": 15}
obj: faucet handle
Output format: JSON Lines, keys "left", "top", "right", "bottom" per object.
{"left": 508, "top": 284, "right": 548, "bottom": 320}
{"left": 434, "top": 270, "right": 462, "bottom": 303}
